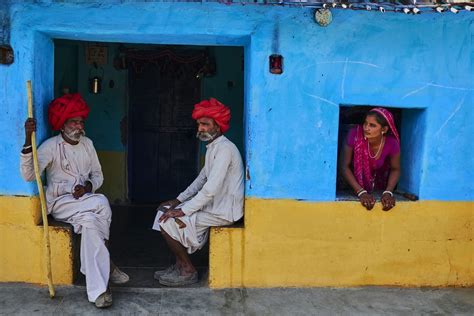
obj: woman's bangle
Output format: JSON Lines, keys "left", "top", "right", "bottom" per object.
{"left": 22, "top": 145, "right": 32, "bottom": 150}
{"left": 382, "top": 190, "right": 393, "bottom": 197}
{"left": 357, "top": 190, "right": 368, "bottom": 197}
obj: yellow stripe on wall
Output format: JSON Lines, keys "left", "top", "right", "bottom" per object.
{"left": 1, "top": 195, "right": 472, "bottom": 287}
{"left": 0, "top": 196, "right": 73, "bottom": 284}
{"left": 209, "top": 199, "right": 474, "bottom": 288}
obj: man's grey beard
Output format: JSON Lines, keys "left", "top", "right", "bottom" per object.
{"left": 196, "top": 131, "right": 218, "bottom": 142}
{"left": 63, "top": 127, "right": 85, "bottom": 141}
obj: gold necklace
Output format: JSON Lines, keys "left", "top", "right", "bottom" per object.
{"left": 368, "top": 135, "right": 385, "bottom": 159}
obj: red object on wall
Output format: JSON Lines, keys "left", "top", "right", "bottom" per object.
{"left": 269, "top": 54, "right": 283, "bottom": 74}
{"left": 0, "top": 45, "right": 14, "bottom": 65}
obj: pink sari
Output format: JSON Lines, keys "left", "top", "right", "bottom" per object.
{"left": 352, "top": 108, "right": 400, "bottom": 192}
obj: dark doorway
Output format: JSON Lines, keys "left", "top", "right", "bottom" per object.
{"left": 111, "top": 47, "right": 211, "bottom": 286}
{"left": 54, "top": 40, "right": 245, "bottom": 287}
{"left": 111, "top": 45, "right": 244, "bottom": 287}
{"left": 128, "top": 48, "right": 205, "bottom": 203}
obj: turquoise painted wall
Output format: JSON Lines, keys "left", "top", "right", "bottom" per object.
{"left": 201, "top": 46, "right": 245, "bottom": 155}
{"left": 54, "top": 41, "right": 78, "bottom": 98}
{"left": 54, "top": 41, "right": 243, "bottom": 154}
{"left": 55, "top": 41, "right": 128, "bottom": 152}
{"left": 1, "top": 2, "right": 473, "bottom": 201}
{"left": 76, "top": 43, "right": 127, "bottom": 152}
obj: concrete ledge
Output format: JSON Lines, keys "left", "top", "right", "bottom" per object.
{"left": 209, "top": 226, "right": 244, "bottom": 288}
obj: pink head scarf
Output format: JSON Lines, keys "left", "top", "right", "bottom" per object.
{"left": 369, "top": 108, "right": 400, "bottom": 144}
{"left": 353, "top": 107, "right": 399, "bottom": 191}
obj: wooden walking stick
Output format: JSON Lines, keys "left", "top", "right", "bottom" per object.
{"left": 27, "top": 80, "right": 55, "bottom": 298}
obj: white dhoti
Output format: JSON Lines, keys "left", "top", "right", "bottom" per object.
{"left": 152, "top": 208, "right": 232, "bottom": 254}
{"left": 51, "top": 193, "right": 112, "bottom": 302}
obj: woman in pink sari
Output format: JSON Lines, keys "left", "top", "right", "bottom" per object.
{"left": 340, "top": 108, "right": 401, "bottom": 211}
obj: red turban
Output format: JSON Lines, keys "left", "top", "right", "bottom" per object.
{"left": 48, "top": 93, "right": 90, "bottom": 131}
{"left": 191, "top": 98, "right": 231, "bottom": 133}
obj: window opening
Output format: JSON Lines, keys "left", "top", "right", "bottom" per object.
{"left": 336, "top": 105, "right": 424, "bottom": 201}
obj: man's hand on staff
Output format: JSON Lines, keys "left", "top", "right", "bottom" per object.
{"left": 23, "top": 118, "right": 36, "bottom": 153}
{"left": 159, "top": 209, "right": 185, "bottom": 223}
{"left": 73, "top": 181, "right": 92, "bottom": 199}
{"left": 25, "top": 118, "right": 36, "bottom": 138}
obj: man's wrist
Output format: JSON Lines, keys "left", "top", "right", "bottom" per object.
{"left": 21, "top": 148, "right": 33, "bottom": 154}
{"left": 85, "top": 181, "right": 93, "bottom": 193}
{"left": 181, "top": 205, "right": 192, "bottom": 216}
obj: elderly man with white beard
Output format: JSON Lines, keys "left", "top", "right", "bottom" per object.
{"left": 20, "top": 93, "right": 129, "bottom": 308}
{"left": 152, "top": 98, "right": 244, "bottom": 287}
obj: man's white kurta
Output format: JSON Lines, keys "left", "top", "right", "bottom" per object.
{"left": 177, "top": 135, "right": 244, "bottom": 221}
{"left": 20, "top": 135, "right": 103, "bottom": 213}
{"left": 20, "top": 134, "right": 111, "bottom": 302}
{"left": 153, "top": 135, "right": 244, "bottom": 253}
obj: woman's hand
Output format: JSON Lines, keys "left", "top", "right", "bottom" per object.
{"left": 359, "top": 192, "right": 376, "bottom": 210}
{"left": 381, "top": 193, "right": 396, "bottom": 211}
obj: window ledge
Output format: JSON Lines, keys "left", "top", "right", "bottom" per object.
{"left": 336, "top": 190, "right": 417, "bottom": 202}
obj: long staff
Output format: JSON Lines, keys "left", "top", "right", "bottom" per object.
{"left": 27, "top": 80, "right": 55, "bottom": 298}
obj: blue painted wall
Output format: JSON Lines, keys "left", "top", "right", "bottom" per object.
{"left": 0, "top": 2, "right": 473, "bottom": 200}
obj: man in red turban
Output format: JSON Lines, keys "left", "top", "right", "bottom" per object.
{"left": 191, "top": 97, "right": 231, "bottom": 136}
{"left": 152, "top": 98, "right": 244, "bottom": 287}
{"left": 20, "top": 94, "right": 128, "bottom": 308}
{"left": 48, "top": 93, "right": 90, "bottom": 131}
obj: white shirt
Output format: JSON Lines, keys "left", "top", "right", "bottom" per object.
{"left": 177, "top": 135, "right": 244, "bottom": 222}
{"left": 20, "top": 134, "right": 104, "bottom": 212}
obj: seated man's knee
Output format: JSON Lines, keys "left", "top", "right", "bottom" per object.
{"left": 159, "top": 221, "right": 175, "bottom": 237}
{"left": 160, "top": 223, "right": 170, "bottom": 236}
{"left": 94, "top": 194, "right": 110, "bottom": 207}
{"left": 89, "top": 194, "right": 112, "bottom": 219}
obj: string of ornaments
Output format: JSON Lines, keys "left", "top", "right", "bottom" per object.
{"left": 279, "top": 1, "right": 473, "bottom": 15}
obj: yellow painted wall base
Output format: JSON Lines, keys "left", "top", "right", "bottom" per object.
{"left": 209, "top": 199, "right": 474, "bottom": 288}
{"left": 2, "top": 195, "right": 472, "bottom": 288}
{"left": 0, "top": 196, "right": 73, "bottom": 285}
